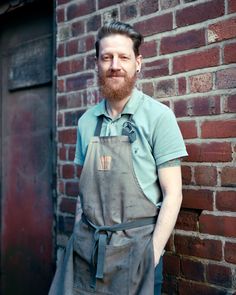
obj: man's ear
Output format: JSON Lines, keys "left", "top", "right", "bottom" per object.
{"left": 136, "top": 54, "right": 142, "bottom": 72}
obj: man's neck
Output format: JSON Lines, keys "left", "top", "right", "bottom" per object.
{"left": 106, "top": 96, "right": 130, "bottom": 118}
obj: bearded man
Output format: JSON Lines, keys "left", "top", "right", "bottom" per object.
{"left": 49, "top": 21, "right": 188, "bottom": 295}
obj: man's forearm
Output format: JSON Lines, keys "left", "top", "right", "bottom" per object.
{"left": 153, "top": 192, "right": 182, "bottom": 266}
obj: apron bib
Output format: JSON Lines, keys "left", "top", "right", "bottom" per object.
{"left": 49, "top": 116, "right": 159, "bottom": 295}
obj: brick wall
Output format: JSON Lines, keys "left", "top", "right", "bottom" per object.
{"left": 56, "top": 0, "right": 236, "bottom": 293}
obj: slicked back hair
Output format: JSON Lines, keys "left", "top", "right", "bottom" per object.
{"left": 95, "top": 21, "right": 143, "bottom": 58}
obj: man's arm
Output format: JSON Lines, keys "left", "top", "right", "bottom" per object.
{"left": 153, "top": 164, "right": 183, "bottom": 266}
{"left": 75, "top": 165, "right": 83, "bottom": 223}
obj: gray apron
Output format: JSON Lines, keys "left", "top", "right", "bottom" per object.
{"left": 49, "top": 116, "right": 159, "bottom": 295}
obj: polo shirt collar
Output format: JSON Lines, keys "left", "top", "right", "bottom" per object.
{"left": 94, "top": 88, "right": 142, "bottom": 117}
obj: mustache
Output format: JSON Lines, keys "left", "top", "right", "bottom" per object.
{"left": 105, "top": 71, "right": 125, "bottom": 78}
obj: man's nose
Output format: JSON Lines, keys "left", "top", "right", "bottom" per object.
{"left": 110, "top": 57, "right": 121, "bottom": 70}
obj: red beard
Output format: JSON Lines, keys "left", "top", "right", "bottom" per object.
{"left": 98, "top": 70, "right": 137, "bottom": 101}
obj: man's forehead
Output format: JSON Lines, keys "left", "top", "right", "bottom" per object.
{"left": 99, "top": 34, "right": 134, "bottom": 53}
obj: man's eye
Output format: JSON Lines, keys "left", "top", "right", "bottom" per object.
{"left": 121, "top": 56, "right": 129, "bottom": 60}
{"left": 102, "top": 56, "right": 111, "bottom": 61}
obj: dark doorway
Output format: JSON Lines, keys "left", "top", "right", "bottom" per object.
{"left": 0, "top": 1, "right": 55, "bottom": 294}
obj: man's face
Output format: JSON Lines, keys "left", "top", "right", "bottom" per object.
{"left": 97, "top": 34, "right": 142, "bottom": 101}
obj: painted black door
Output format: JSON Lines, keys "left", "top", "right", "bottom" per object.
{"left": 0, "top": 2, "right": 55, "bottom": 294}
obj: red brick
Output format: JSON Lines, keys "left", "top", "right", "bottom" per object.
{"left": 59, "top": 93, "right": 84, "bottom": 110}
{"left": 160, "top": 0, "right": 179, "bottom": 10}
{"left": 206, "top": 263, "right": 232, "bottom": 287}
{"left": 179, "top": 279, "right": 227, "bottom": 295}
{"left": 176, "top": 209, "right": 199, "bottom": 231}
{"left": 200, "top": 214, "right": 236, "bottom": 237}
{"left": 139, "top": 0, "right": 159, "bottom": 16}
{"left": 224, "top": 42, "right": 236, "bottom": 64}
{"left": 142, "top": 82, "right": 154, "bottom": 97}
{"left": 86, "top": 54, "right": 96, "bottom": 70}
{"left": 58, "top": 129, "right": 77, "bottom": 144}
{"left": 194, "top": 166, "right": 217, "bottom": 186}
{"left": 60, "top": 197, "right": 77, "bottom": 214}
{"left": 181, "top": 165, "right": 192, "bottom": 185}
{"left": 68, "top": 146, "right": 76, "bottom": 162}
{"left": 176, "top": 0, "right": 224, "bottom": 27}
{"left": 174, "top": 96, "right": 221, "bottom": 117}
{"left": 178, "top": 120, "right": 197, "bottom": 139}
{"left": 201, "top": 119, "right": 236, "bottom": 138}
{"left": 67, "top": 1, "right": 96, "bottom": 20}
{"left": 225, "top": 242, "right": 236, "bottom": 263}
{"left": 177, "top": 77, "right": 186, "bottom": 95}
{"left": 77, "top": 35, "right": 95, "bottom": 54}
{"left": 59, "top": 146, "right": 67, "bottom": 161}
{"left": 65, "top": 181, "right": 79, "bottom": 197}
{"left": 66, "top": 73, "right": 94, "bottom": 92}
{"left": 229, "top": 0, "right": 236, "bottom": 13}
{"left": 216, "top": 68, "right": 236, "bottom": 89}
{"left": 181, "top": 258, "right": 205, "bottom": 281}
{"left": 186, "top": 142, "right": 232, "bottom": 162}
{"left": 143, "top": 59, "right": 169, "bottom": 79}
{"left": 57, "top": 43, "right": 65, "bottom": 58}
{"left": 221, "top": 167, "right": 236, "bottom": 187}
{"left": 87, "top": 15, "right": 101, "bottom": 32}
{"left": 57, "top": 79, "right": 65, "bottom": 93}
{"left": 182, "top": 189, "right": 213, "bottom": 210}
{"left": 163, "top": 253, "right": 180, "bottom": 276}
{"left": 57, "top": 112, "right": 63, "bottom": 127}
{"left": 189, "top": 73, "right": 213, "bottom": 93}
{"left": 216, "top": 191, "right": 236, "bottom": 212}
{"left": 120, "top": 4, "right": 137, "bottom": 21}
{"left": 65, "top": 110, "right": 83, "bottom": 127}
{"left": 173, "top": 47, "right": 220, "bottom": 74}
{"left": 208, "top": 17, "right": 236, "bottom": 43}
{"left": 58, "top": 59, "right": 84, "bottom": 76}
{"left": 71, "top": 20, "right": 85, "bottom": 37}
{"left": 134, "top": 13, "right": 172, "bottom": 37}
{"left": 57, "top": 7, "right": 65, "bottom": 23}
{"left": 66, "top": 39, "right": 78, "bottom": 56}
{"left": 156, "top": 79, "right": 176, "bottom": 98}
{"left": 224, "top": 94, "right": 236, "bottom": 113}
{"left": 175, "top": 235, "right": 222, "bottom": 260}
{"left": 160, "top": 29, "right": 205, "bottom": 54}
{"left": 140, "top": 40, "right": 158, "bottom": 58}
{"left": 62, "top": 164, "right": 74, "bottom": 179}
{"left": 98, "top": 0, "right": 123, "bottom": 9}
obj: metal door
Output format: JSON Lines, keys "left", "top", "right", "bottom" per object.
{"left": 0, "top": 2, "right": 55, "bottom": 294}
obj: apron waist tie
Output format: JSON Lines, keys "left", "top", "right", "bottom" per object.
{"left": 81, "top": 213, "right": 159, "bottom": 283}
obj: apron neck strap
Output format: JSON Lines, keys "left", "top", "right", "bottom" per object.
{"left": 94, "top": 115, "right": 103, "bottom": 136}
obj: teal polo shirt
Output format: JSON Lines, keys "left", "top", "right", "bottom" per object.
{"left": 74, "top": 88, "right": 188, "bottom": 205}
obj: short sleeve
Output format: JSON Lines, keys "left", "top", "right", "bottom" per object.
{"left": 151, "top": 108, "right": 188, "bottom": 166}
{"left": 74, "top": 122, "right": 84, "bottom": 166}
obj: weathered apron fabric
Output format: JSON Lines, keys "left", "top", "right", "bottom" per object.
{"left": 49, "top": 117, "right": 159, "bottom": 295}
